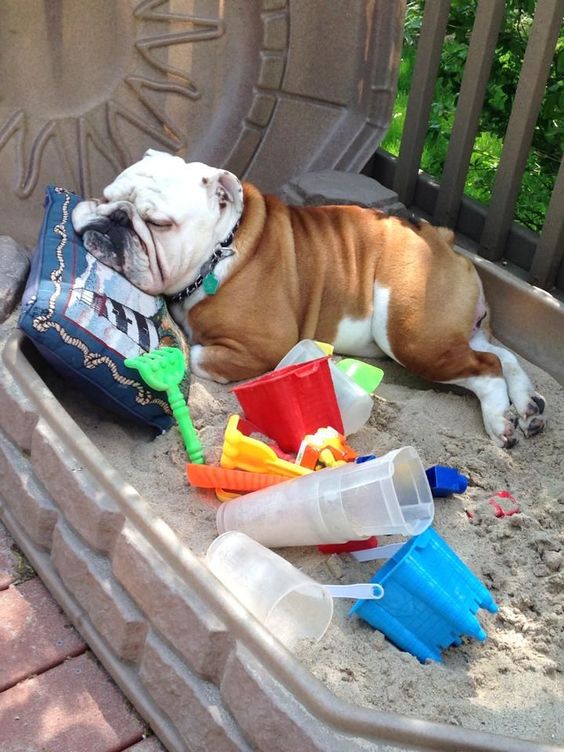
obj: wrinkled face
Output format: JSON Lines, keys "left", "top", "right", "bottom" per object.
{"left": 71, "top": 149, "right": 243, "bottom": 295}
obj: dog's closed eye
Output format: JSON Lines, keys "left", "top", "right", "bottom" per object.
{"left": 146, "top": 217, "right": 174, "bottom": 229}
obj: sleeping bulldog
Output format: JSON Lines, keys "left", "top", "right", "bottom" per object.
{"left": 72, "top": 149, "right": 546, "bottom": 447}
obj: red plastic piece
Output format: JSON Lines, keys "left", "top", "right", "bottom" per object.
{"left": 232, "top": 357, "right": 344, "bottom": 453}
{"left": 487, "top": 490, "right": 520, "bottom": 518}
{"left": 317, "top": 537, "right": 379, "bottom": 554}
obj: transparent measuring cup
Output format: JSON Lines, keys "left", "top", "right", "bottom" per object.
{"left": 216, "top": 447, "right": 434, "bottom": 547}
{"left": 206, "top": 532, "right": 334, "bottom": 648}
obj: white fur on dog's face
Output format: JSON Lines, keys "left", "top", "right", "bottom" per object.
{"left": 71, "top": 149, "right": 243, "bottom": 295}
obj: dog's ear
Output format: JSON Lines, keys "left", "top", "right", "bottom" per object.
{"left": 204, "top": 170, "right": 243, "bottom": 218}
{"left": 200, "top": 168, "right": 244, "bottom": 241}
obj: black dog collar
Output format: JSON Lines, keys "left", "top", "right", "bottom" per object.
{"left": 167, "top": 223, "right": 239, "bottom": 306}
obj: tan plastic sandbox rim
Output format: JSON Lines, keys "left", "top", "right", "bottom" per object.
{"left": 2, "top": 329, "right": 559, "bottom": 752}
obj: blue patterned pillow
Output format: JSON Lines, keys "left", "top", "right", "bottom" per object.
{"left": 19, "top": 186, "right": 190, "bottom": 431}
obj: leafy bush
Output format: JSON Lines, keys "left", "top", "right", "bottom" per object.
{"left": 382, "top": 0, "right": 563, "bottom": 233}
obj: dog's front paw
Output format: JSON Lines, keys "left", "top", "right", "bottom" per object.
{"left": 485, "top": 412, "right": 519, "bottom": 449}
{"left": 499, "top": 417, "right": 519, "bottom": 449}
{"left": 518, "top": 392, "right": 547, "bottom": 438}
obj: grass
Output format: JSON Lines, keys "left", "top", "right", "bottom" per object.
{"left": 380, "top": 6, "right": 562, "bottom": 235}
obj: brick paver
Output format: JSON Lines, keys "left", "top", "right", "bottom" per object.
{"left": 0, "top": 521, "right": 156, "bottom": 751}
{"left": 0, "top": 578, "right": 86, "bottom": 691}
{"left": 0, "top": 652, "right": 145, "bottom": 752}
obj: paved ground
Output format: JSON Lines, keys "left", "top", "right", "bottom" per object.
{"left": 0, "top": 520, "right": 165, "bottom": 752}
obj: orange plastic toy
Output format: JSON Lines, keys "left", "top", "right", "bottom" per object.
{"left": 186, "top": 464, "right": 286, "bottom": 492}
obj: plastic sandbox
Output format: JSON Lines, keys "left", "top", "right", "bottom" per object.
{"left": 1, "top": 3, "right": 562, "bottom": 751}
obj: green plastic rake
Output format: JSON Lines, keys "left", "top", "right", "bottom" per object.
{"left": 125, "top": 346, "right": 204, "bottom": 464}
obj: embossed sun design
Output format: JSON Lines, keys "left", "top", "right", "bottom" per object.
{"left": 0, "top": 0, "right": 224, "bottom": 199}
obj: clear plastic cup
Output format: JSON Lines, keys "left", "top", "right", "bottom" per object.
{"left": 216, "top": 447, "right": 434, "bottom": 547}
{"left": 275, "top": 340, "right": 327, "bottom": 369}
{"left": 331, "top": 371, "right": 374, "bottom": 435}
{"left": 206, "top": 532, "right": 333, "bottom": 647}
{"left": 275, "top": 340, "right": 374, "bottom": 435}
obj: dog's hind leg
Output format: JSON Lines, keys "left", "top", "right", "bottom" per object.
{"left": 397, "top": 338, "right": 518, "bottom": 447}
{"left": 467, "top": 330, "right": 546, "bottom": 438}
{"left": 449, "top": 370, "right": 517, "bottom": 448}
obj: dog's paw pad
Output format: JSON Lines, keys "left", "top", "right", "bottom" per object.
{"left": 518, "top": 392, "right": 547, "bottom": 438}
{"left": 495, "top": 419, "right": 518, "bottom": 449}
{"left": 522, "top": 396, "right": 544, "bottom": 419}
{"left": 519, "top": 415, "right": 546, "bottom": 439}
{"left": 501, "top": 432, "right": 518, "bottom": 450}
{"left": 529, "top": 394, "right": 546, "bottom": 416}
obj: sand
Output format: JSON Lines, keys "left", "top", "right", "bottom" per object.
{"left": 30, "top": 334, "right": 564, "bottom": 748}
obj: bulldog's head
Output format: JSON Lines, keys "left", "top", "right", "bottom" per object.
{"left": 71, "top": 149, "right": 243, "bottom": 296}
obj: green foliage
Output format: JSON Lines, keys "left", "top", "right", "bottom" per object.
{"left": 382, "top": 0, "right": 563, "bottom": 233}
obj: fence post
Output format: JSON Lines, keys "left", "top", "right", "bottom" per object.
{"left": 393, "top": 0, "right": 451, "bottom": 206}
{"left": 433, "top": 0, "right": 505, "bottom": 228}
{"left": 529, "top": 155, "right": 564, "bottom": 290}
{"left": 479, "top": 0, "right": 563, "bottom": 262}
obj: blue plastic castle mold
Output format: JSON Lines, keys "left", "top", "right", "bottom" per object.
{"left": 425, "top": 465, "right": 468, "bottom": 497}
{"left": 349, "top": 527, "right": 497, "bottom": 662}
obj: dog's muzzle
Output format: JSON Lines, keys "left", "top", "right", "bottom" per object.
{"left": 73, "top": 201, "right": 139, "bottom": 261}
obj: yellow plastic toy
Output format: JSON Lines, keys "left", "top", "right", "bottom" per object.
{"left": 220, "top": 415, "right": 312, "bottom": 478}
{"left": 215, "top": 488, "right": 242, "bottom": 502}
{"left": 315, "top": 341, "right": 335, "bottom": 355}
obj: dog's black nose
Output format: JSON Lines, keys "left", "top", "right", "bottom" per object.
{"left": 111, "top": 208, "right": 132, "bottom": 228}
